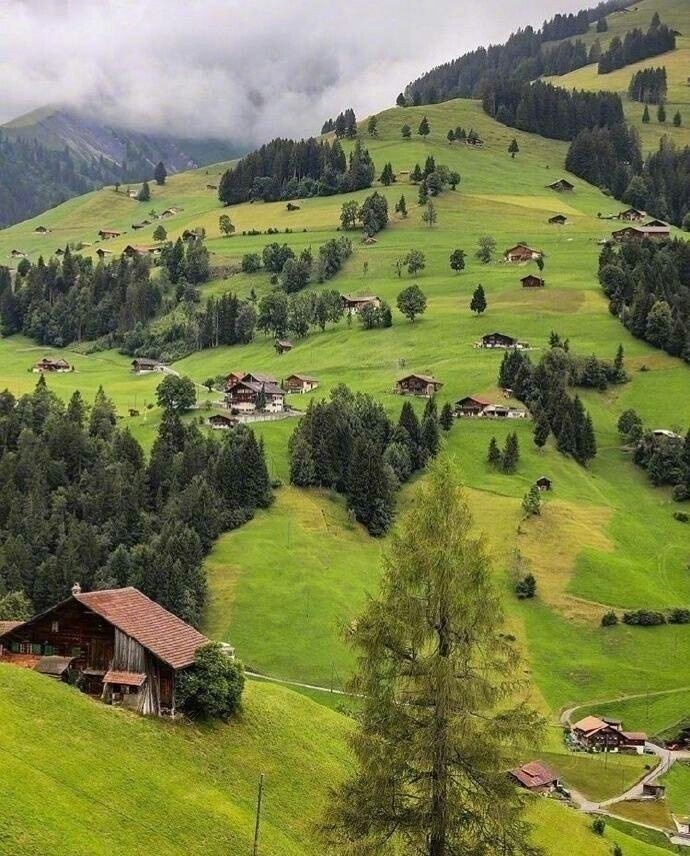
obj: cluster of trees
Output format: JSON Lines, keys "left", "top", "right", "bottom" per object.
{"left": 483, "top": 79, "right": 625, "bottom": 142}
{"left": 401, "top": 0, "right": 628, "bottom": 105}
{"left": 288, "top": 386, "right": 446, "bottom": 535}
{"left": 628, "top": 67, "right": 667, "bottom": 104}
{"left": 320, "top": 108, "right": 357, "bottom": 138}
{"left": 630, "top": 423, "right": 690, "bottom": 501}
{"left": 445, "top": 126, "right": 483, "bottom": 146}
{"left": 598, "top": 19, "right": 676, "bottom": 74}
{"left": 487, "top": 433, "right": 520, "bottom": 473}
{"left": 340, "top": 192, "right": 389, "bottom": 236}
{"left": 0, "top": 378, "right": 271, "bottom": 626}
{"left": 159, "top": 237, "right": 211, "bottom": 286}
{"left": 218, "top": 137, "right": 374, "bottom": 205}
{"left": 565, "top": 123, "right": 643, "bottom": 197}
{"left": 498, "top": 343, "right": 616, "bottom": 465}
{"left": 598, "top": 238, "right": 690, "bottom": 360}
{"left": 359, "top": 301, "right": 392, "bottom": 329}
{"left": 604, "top": 607, "right": 690, "bottom": 627}
{"left": 408, "top": 157, "right": 460, "bottom": 207}
{"left": 257, "top": 288, "right": 344, "bottom": 340}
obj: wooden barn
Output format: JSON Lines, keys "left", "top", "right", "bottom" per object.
{"left": 535, "top": 476, "right": 552, "bottom": 491}
{"left": 509, "top": 761, "right": 560, "bottom": 793}
{"left": 341, "top": 294, "right": 381, "bottom": 313}
{"left": 131, "top": 358, "right": 163, "bottom": 373}
{"left": 395, "top": 374, "right": 443, "bottom": 397}
{"left": 0, "top": 586, "right": 209, "bottom": 716}
{"left": 612, "top": 225, "right": 670, "bottom": 242}
{"left": 548, "top": 214, "right": 568, "bottom": 225}
{"left": 98, "top": 229, "right": 123, "bottom": 240}
{"left": 208, "top": 413, "right": 237, "bottom": 429}
{"left": 34, "top": 225, "right": 51, "bottom": 234}
{"left": 504, "top": 244, "right": 541, "bottom": 263}
{"left": 274, "top": 339, "right": 293, "bottom": 355}
{"left": 477, "top": 332, "right": 528, "bottom": 349}
{"left": 33, "top": 357, "right": 71, "bottom": 373}
{"left": 521, "top": 274, "right": 545, "bottom": 288}
{"left": 546, "top": 178, "right": 574, "bottom": 192}
{"left": 283, "top": 374, "right": 319, "bottom": 393}
{"left": 617, "top": 207, "right": 645, "bottom": 222}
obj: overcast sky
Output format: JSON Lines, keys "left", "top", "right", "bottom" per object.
{"left": 1, "top": 0, "right": 588, "bottom": 145}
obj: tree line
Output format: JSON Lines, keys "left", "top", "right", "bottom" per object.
{"left": 598, "top": 18, "right": 676, "bottom": 74}
{"left": 288, "top": 386, "right": 448, "bottom": 535}
{"left": 628, "top": 66, "right": 667, "bottom": 104}
{"left": 0, "top": 378, "right": 271, "bottom": 626}
{"left": 217, "top": 137, "right": 374, "bottom": 205}
{"left": 320, "top": 108, "right": 357, "bottom": 137}
{"left": 599, "top": 238, "right": 690, "bottom": 362}
{"left": 617, "top": 409, "right": 690, "bottom": 501}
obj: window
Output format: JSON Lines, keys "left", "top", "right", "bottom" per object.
{"left": 51, "top": 621, "right": 59, "bottom": 633}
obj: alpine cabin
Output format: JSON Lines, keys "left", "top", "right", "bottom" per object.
{"left": 521, "top": 274, "right": 545, "bottom": 288}
{"left": 283, "top": 374, "right": 319, "bottom": 393}
{"left": 548, "top": 214, "right": 567, "bottom": 225}
{"left": 546, "top": 178, "right": 574, "bottom": 192}
{"left": 394, "top": 374, "right": 443, "bottom": 397}
{"left": 341, "top": 294, "right": 381, "bottom": 313}
{"left": 504, "top": 244, "right": 542, "bottom": 263}
{"left": 33, "top": 357, "right": 71, "bottom": 373}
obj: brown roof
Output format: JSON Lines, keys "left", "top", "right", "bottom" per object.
{"left": 572, "top": 715, "right": 609, "bottom": 735}
{"left": 0, "top": 620, "right": 22, "bottom": 635}
{"left": 75, "top": 588, "right": 207, "bottom": 670}
{"left": 510, "top": 760, "right": 558, "bottom": 789}
{"left": 285, "top": 374, "right": 319, "bottom": 383}
{"left": 35, "top": 655, "right": 75, "bottom": 676}
{"left": 398, "top": 373, "right": 442, "bottom": 386}
{"left": 622, "top": 731, "right": 647, "bottom": 742}
{"left": 103, "top": 669, "right": 147, "bottom": 687}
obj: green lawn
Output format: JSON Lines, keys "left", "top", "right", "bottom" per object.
{"left": 662, "top": 762, "right": 690, "bottom": 816}
{"left": 537, "top": 750, "right": 655, "bottom": 802}
{"left": 588, "top": 690, "right": 690, "bottom": 738}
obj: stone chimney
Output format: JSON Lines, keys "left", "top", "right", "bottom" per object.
{"left": 71, "top": 582, "right": 82, "bottom": 596}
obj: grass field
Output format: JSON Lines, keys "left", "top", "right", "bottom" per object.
{"left": 539, "top": 750, "right": 655, "bottom": 802}
{"left": 589, "top": 691, "right": 690, "bottom": 739}
{"left": 662, "top": 762, "right": 690, "bottom": 816}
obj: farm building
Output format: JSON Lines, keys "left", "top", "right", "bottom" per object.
{"left": 9, "top": 249, "right": 27, "bottom": 259}
{"left": 160, "top": 207, "right": 182, "bottom": 217}
{"left": 504, "top": 244, "right": 542, "bottom": 263}
{"left": 341, "top": 294, "right": 381, "bottom": 313}
{"left": 612, "top": 225, "right": 670, "bottom": 242}
{"left": 33, "top": 357, "right": 71, "bottom": 373}
{"left": 98, "top": 229, "right": 123, "bottom": 240}
{"left": 224, "top": 371, "right": 245, "bottom": 388}
{"left": 535, "top": 476, "right": 552, "bottom": 491}
{"left": 131, "top": 358, "right": 164, "bottom": 373}
{"left": 275, "top": 339, "right": 293, "bottom": 355}
{"left": 642, "top": 783, "right": 666, "bottom": 799}
{"left": 672, "top": 816, "right": 690, "bottom": 836}
{"left": 242, "top": 372, "right": 278, "bottom": 385}
{"left": 477, "top": 332, "right": 528, "bottom": 349}
{"left": 455, "top": 396, "right": 490, "bottom": 416}
{"left": 521, "top": 274, "right": 545, "bottom": 288}
{"left": 182, "top": 229, "right": 204, "bottom": 240}
{"left": 0, "top": 585, "right": 210, "bottom": 716}
{"left": 395, "top": 374, "right": 443, "bottom": 397}
{"left": 34, "top": 225, "right": 51, "bottom": 234}
{"left": 548, "top": 214, "right": 568, "bottom": 225}
{"left": 226, "top": 376, "right": 285, "bottom": 413}
{"left": 546, "top": 178, "right": 574, "bottom": 192}
{"left": 482, "top": 404, "right": 527, "bottom": 419}
{"left": 652, "top": 429, "right": 682, "bottom": 440}
{"left": 617, "top": 207, "right": 645, "bottom": 222}
{"left": 571, "top": 715, "right": 647, "bottom": 753}
{"left": 509, "top": 761, "right": 560, "bottom": 793}
{"left": 54, "top": 248, "right": 65, "bottom": 256}
{"left": 96, "top": 248, "right": 113, "bottom": 259}
{"left": 283, "top": 374, "right": 319, "bottom": 393}
{"left": 644, "top": 218, "right": 669, "bottom": 228}
{"left": 208, "top": 413, "right": 237, "bottom": 429}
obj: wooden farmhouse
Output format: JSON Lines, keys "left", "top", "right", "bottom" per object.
{"left": 224, "top": 370, "right": 245, "bottom": 388}
{"left": 225, "top": 373, "right": 285, "bottom": 413}
{"left": 521, "top": 274, "right": 545, "bottom": 288}
{"left": 612, "top": 225, "right": 670, "bottom": 242}
{"left": 509, "top": 761, "right": 560, "bottom": 793}
{"left": 477, "top": 332, "right": 528, "bottom": 349}
{"left": 395, "top": 374, "right": 443, "bottom": 397}
{"left": 123, "top": 245, "right": 160, "bottom": 258}
{"left": 98, "top": 229, "right": 123, "bottom": 240}
{"left": 96, "top": 248, "right": 113, "bottom": 259}
{"left": 504, "top": 244, "right": 542, "bottom": 263}
{"left": 617, "top": 207, "right": 645, "bottom": 222}
{"left": 274, "top": 339, "right": 293, "bottom": 355}
{"left": 0, "top": 585, "right": 210, "bottom": 716}
{"left": 644, "top": 218, "right": 669, "bottom": 228}
{"left": 283, "top": 374, "right": 319, "bottom": 393}
{"left": 160, "top": 207, "right": 182, "bottom": 218}
{"left": 208, "top": 413, "right": 237, "bottom": 429}
{"left": 548, "top": 214, "right": 568, "bottom": 225}
{"left": 9, "top": 249, "right": 27, "bottom": 259}
{"left": 455, "top": 396, "right": 490, "bottom": 416}
{"left": 571, "top": 715, "right": 647, "bottom": 754}
{"left": 182, "top": 229, "right": 204, "bottom": 241}
{"left": 33, "top": 357, "right": 71, "bottom": 373}
{"left": 341, "top": 294, "right": 381, "bottom": 313}
{"left": 131, "top": 357, "right": 164, "bottom": 373}
{"left": 546, "top": 178, "right": 574, "bottom": 192}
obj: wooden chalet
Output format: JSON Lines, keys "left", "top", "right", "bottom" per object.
{"left": 341, "top": 294, "right": 381, "bottom": 313}
{"left": 509, "top": 761, "right": 560, "bottom": 793}
{"left": 160, "top": 207, "right": 182, "bottom": 218}
{"left": 644, "top": 218, "right": 669, "bottom": 228}
{"left": 521, "top": 274, "right": 545, "bottom": 288}
{"left": 617, "top": 207, "right": 645, "bottom": 222}
{"left": 9, "top": 249, "right": 27, "bottom": 259}
{"left": 482, "top": 404, "right": 527, "bottom": 419}
{"left": 34, "top": 225, "right": 51, "bottom": 234}
{"left": 274, "top": 339, "right": 293, "bottom": 355}
{"left": 123, "top": 245, "right": 160, "bottom": 258}
{"left": 0, "top": 585, "right": 209, "bottom": 716}
{"left": 504, "top": 244, "right": 541, "bottom": 263}
{"left": 548, "top": 214, "right": 568, "bottom": 225}
{"left": 208, "top": 413, "right": 237, "bottom": 429}
{"left": 477, "top": 332, "right": 527, "bottom": 349}
{"left": 571, "top": 715, "right": 647, "bottom": 753}
{"left": 96, "top": 248, "right": 113, "bottom": 259}
{"left": 131, "top": 357, "right": 163, "bottom": 373}
{"left": 54, "top": 248, "right": 65, "bottom": 256}
{"left": 226, "top": 374, "right": 285, "bottom": 413}
{"left": 455, "top": 396, "right": 490, "bottom": 416}
{"left": 612, "top": 225, "right": 670, "bottom": 242}
{"left": 535, "top": 476, "right": 552, "bottom": 491}
{"left": 394, "top": 374, "right": 443, "bottom": 397}
{"left": 283, "top": 374, "right": 319, "bottom": 393}
{"left": 182, "top": 229, "right": 203, "bottom": 240}
{"left": 546, "top": 178, "right": 574, "bottom": 192}
{"left": 224, "top": 371, "right": 245, "bottom": 389}
{"left": 98, "top": 229, "right": 123, "bottom": 240}
{"left": 33, "top": 357, "right": 71, "bottom": 373}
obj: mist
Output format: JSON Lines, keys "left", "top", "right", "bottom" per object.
{"left": 1, "top": 0, "right": 589, "bottom": 145}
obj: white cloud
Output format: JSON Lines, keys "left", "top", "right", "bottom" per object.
{"left": 0, "top": 0, "right": 589, "bottom": 145}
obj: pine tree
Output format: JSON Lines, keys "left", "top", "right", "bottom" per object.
{"left": 399, "top": 401, "right": 422, "bottom": 469}
{"left": 501, "top": 432, "right": 520, "bottom": 474}
{"left": 673, "top": 110, "right": 682, "bottom": 127}
{"left": 533, "top": 413, "right": 550, "bottom": 450}
{"left": 447, "top": 129, "right": 455, "bottom": 145}
{"left": 396, "top": 93, "right": 406, "bottom": 108}
{"left": 401, "top": 124, "right": 412, "bottom": 140}
{"left": 449, "top": 249, "right": 466, "bottom": 273}
{"left": 418, "top": 116, "right": 430, "bottom": 137}
{"left": 395, "top": 194, "right": 408, "bottom": 218}
{"left": 508, "top": 138, "right": 520, "bottom": 158}
{"left": 367, "top": 116, "right": 378, "bottom": 137}
{"left": 154, "top": 161, "right": 167, "bottom": 186}
{"left": 470, "top": 284, "right": 487, "bottom": 315}
{"left": 440, "top": 402, "right": 454, "bottom": 431}
{"left": 137, "top": 181, "right": 151, "bottom": 202}
{"left": 347, "top": 436, "right": 395, "bottom": 536}
{"left": 487, "top": 436, "right": 501, "bottom": 467}
{"left": 642, "top": 104, "right": 650, "bottom": 123}
{"left": 418, "top": 181, "right": 429, "bottom": 205}
{"left": 410, "top": 163, "right": 423, "bottom": 183}
{"left": 324, "top": 459, "right": 542, "bottom": 854}
{"left": 658, "top": 103, "right": 666, "bottom": 123}
{"left": 522, "top": 484, "right": 541, "bottom": 517}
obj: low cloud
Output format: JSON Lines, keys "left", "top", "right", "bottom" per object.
{"left": 2, "top": 0, "right": 587, "bottom": 145}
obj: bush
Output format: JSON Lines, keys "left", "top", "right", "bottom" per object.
{"left": 515, "top": 574, "right": 536, "bottom": 599}
{"left": 176, "top": 642, "right": 245, "bottom": 720}
{"left": 601, "top": 610, "right": 618, "bottom": 627}
{"left": 592, "top": 817, "right": 606, "bottom": 836}
{"left": 241, "top": 253, "right": 262, "bottom": 273}
{"left": 673, "top": 510, "right": 689, "bottom": 521}
{"left": 622, "top": 610, "right": 666, "bottom": 626}
{"left": 668, "top": 608, "right": 690, "bottom": 624}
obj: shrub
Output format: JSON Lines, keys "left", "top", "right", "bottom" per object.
{"left": 515, "top": 574, "right": 536, "bottom": 599}
{"left": 176, "top": 642, "right": 245, "bottom": 720}
{"left": 592, "top": 817, "right": 606, "bottom": 836}
{"left": 241, "top": 253, "right": 262, "bottom": 273}
{"left": 622, "top": 610, "right": 666, "bottom": 626}
{"left": 601, "top": 610, "right": 618, "bottom": 627}
{"left": 668, "top": 608, "right": 690, "bottom": 624}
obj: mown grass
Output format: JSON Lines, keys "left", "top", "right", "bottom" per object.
{"left": 589, "top": 691, "right": 690, "bottom": 738}
{"left": 538, "top": 749, "right": 655, "bottom": 802}
{"left": 662, "top": 762, "right": 690, "bottom": 816}
{"left": 610, "top": 799, "right": 674, "bottom": 831}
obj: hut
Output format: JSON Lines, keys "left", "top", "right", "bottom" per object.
{"left": 521, "top": 274, "right": 545, "bottom": 288}
{"left": 131, "top": 358, "right": 163, "bottom": 373}
{"left": 283, "top": 374, "right": 319, "bottom": 393}
{"left": 535, "top": 476, "right": 552, "bottom": 491}
{"left": 477, "top": 332, "right": 527, "bottom": 349}
{"left": 341, "top": 294, "right": 381, "bottom": 313}
{"left": 96, "top": 248, "right": 113, "bottom": 259}
{"left": 395, "top": 374, "right": 443, "bottom": 397}
{"left": 509, "top": 761, "right": 560, "bottom": 793}
{"left": 208, "top": 413, "right": 237, "bottom": 429}
{"left": 546, "top": 179, "right": 574, "bottom": 192}
{"left": 98, "top": 229, "right": 123, "bottom": 240}
{"left": 34, "top": 225, "right": 51, "bottom": 234}
{"left": 274, "top": 339, "right": 293, "bottom": 355}
{"left": 504, "top": 244, "right": 542, "bottom": 263}
{"left": 548, "top": 214, "right": 568, "bottom": 225}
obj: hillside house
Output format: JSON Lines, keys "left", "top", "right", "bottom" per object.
{"left": 548, "top": 214, "right": 568, "bottom": 225}
{"left": 98, "top": 229, "right": 123, "bottom": 240}
{"left": 131, "top": 358, "right": 164, "bottom": 373}
{"left": 521, "top": 274, "right": 545, "bottom": 288}
{"left": 34, "top": 225, "right": 51, "bottom": 234}
{"left": 482, "top": 404, "right": 527, "bottom": 419}
{"left": 509, "top": 761, "right": 560, "bottom": 793}
{"left": 612, "top": 225, "right": 670, "bottom": 242}
{"left": 123, "top": 245, "right": 160, "bottom": 258}
{"left": 395, "top": 374, "right": 443, "bottom": 397}
{"left": 571, "top": 715, "right": 647, "bottom": 753}
{"left": 504, "top": 244, "right": 542, "bottom": 263}
{"left": 161, "top": 207, "right": 182, "bottom": 217}
{"left": 9, "top": 249, "right": 27, "bottom": 259}
{"left": 33, "top": 357, "right": 71, "bottom": 373}
{"left": 535, "top": 476, "right": 552, "bottom": 491}
{"left": 208, "top": 413, "right": 237, "bottom": 429}
{"left": 342, "top": 294, "right": 381, "bottom": 313}
{"left": 96, "top": 248, "right": 113, "bottom": 259}
{"left": 275, "top": 339, "right": 293, "bottom": 355}
{"left": 54, "top": 248, "right": 65, "bottom": 256}
{"left": 226, "top": 375, "right": 285, "bottom": 413}
{"left": 546, "top": 178, "right": 574, "bottom": 192}
{"left": 182, "top": 229, "right": 204, "bottom": 240}
{"left": 617, "top": 207, "right": 645, "bottom": 222}
{"left": 0, "top": 585, "right": 209, "bottom": 716}
{"left": 644, "top": 218, "right": 669, "bottom": 228}
{"left": 224, "top": 371, "right": 245, "bottom": 388}
{"left": 283, "top": 374, "right": 319, "bottom": 393}
{"left": 455, "top": 396, "right": 490, "bottom": 416}
{"left": 477, "top": 332, "right": 528, "bottom": 349}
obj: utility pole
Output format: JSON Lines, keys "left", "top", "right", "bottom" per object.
{"left": 252, "top": 774, "right": 265, "bottom": 856}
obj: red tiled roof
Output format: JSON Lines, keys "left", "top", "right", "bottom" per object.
{"left": 103, "top": 669, "right": 147, "bottom": 687}
{"left": 76, "top": 588, "right": 207, "bottom": 670}
{"left": 572, "top": 715, "right": 608, "bottom": 734}
{"left": 510, "top": 760, "right": 558, "bottom": 789}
